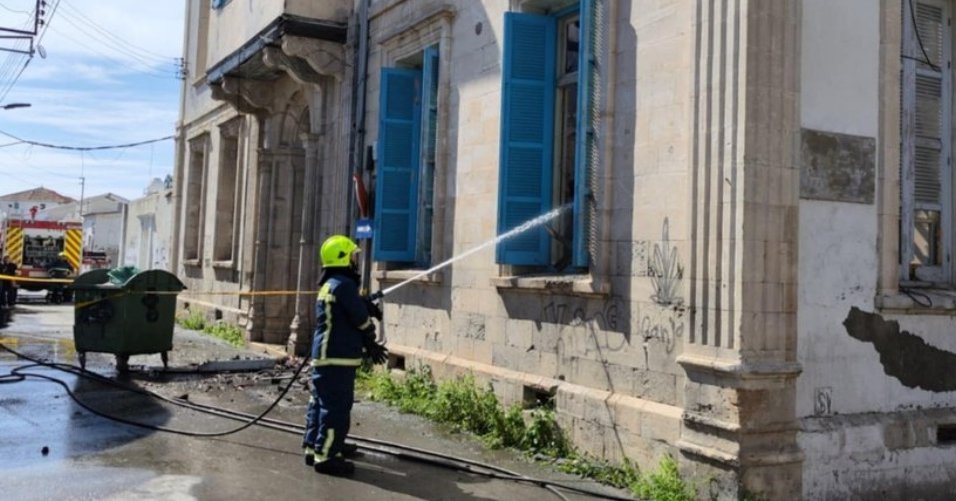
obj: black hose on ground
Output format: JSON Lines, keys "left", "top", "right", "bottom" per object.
{"left": 0, "top": 342, "right": 634, "bottom": 501}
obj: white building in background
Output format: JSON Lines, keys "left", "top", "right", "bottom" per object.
{"left": 71, "top": 193, "right": 129, "bottom": 267}
{"left": 121, "top": 177, "right": 174, "bottom": 271}
{"left": 0, "top": 187, "right": 74, "bottom": 219}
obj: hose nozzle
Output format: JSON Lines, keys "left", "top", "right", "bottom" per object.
{"left": 367, "top": 290, "right": 384, "bottom": 302}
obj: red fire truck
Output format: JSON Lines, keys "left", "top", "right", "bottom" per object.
{"left": 1, "top": 217, "right": 82, "bottom": 300}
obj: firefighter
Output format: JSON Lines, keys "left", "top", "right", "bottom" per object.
{"left": 1, "top": 256, "right": 17, "bottom": 307}
{"left": 303, "top": 235, "right": 387, "bottom": 476}
{"left": 0, "top": 256, "right": 10, "bottom": 307}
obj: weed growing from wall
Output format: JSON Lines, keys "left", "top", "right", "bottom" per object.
{"left": 358, "top": 365, "right": 695, "bottom": 500}
{"left": 175, "top": 310, "right": 245, "bottom": 348}
{"left": 176, "top": 310, "right": 206, "bottom": 330}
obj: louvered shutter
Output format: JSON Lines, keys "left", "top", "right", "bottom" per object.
{"left": 573, "top": 0, "right": 600, "bottom": 268}
{"left": 416, "top": 46, "right": 440, "bottom": 265}
{"left": 374, "top": 68, "right": 422, "bottom": 263}
{"left": 901, "top": 0, "right": 951, "bottom": 280}
{"left": 913, "top": 2, "right": 945, "bottom": 207}
{"left": 497, "top": 12, "right": 556, "bottom": 265}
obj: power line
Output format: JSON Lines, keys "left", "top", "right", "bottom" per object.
{"left": 56, "top": 11, "right": 179, "bottom": 72}
{"left": 0, "top": 0, "right": 62, "bottom": 103}
{"left": 0, "top": 5, "right": 36, "bottom": 92}
{"left": 0, "top": 129, "right": 173, "bottom": 151}
{"left": 0, "top": 3, "right": 32, "bottom": 15}
{"left": 47, "top": 25, "right": 178, "bottom": 78}
{"left": 58, "top": 2, "right": 177, "bottom": 62}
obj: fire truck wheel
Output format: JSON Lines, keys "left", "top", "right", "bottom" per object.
{"left": 116, "top": 354, "right": 129, "bottom": 374}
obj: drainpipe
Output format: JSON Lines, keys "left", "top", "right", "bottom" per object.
{"left": 171, "top": 0, "right": 190, "bottom": 276}
{"left": 346, "top": 0, "right": 372, "bottom": 293}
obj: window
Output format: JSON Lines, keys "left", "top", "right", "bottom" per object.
{"left": 213, "top": 118, "right": 241, "bottom": 262}
{"left": 183, "top": 136, "right": 208, "bottom": 262}
{"left": 497, "top": 1, "right": 597, "bottom": 271}
{"left": 373, "top": 45, "right": 440, "bottom": 266}
{"left": 901, "top": 0, "right": 952, "bottom": 283}
{"left": 211, "top": 0, "right": 231, "bottom": 9}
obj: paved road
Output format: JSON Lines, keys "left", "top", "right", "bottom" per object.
{"left": 0, "top": 302, "right": 625, "bottom": 500}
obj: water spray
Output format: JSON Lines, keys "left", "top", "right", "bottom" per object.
{"left": 366, "top": 204, "right": 571, "bottom": 303}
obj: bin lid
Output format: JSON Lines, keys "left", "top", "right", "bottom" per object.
{"left": 126, "top": 269, "right": 186, "bottom": 292}
{"left": 71, "top": 268, "right": 112, "bottom": 290}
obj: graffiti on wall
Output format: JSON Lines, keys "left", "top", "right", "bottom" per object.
{"left": 649, "top": 217, "right": 683, "bottom": 306}
{"left": 539, "top": 297, "right": 629, "bottom": 353}
{"left": 529, "top": 218, "right": 687, "bottom": 356}
{"left": 639, "top": 306, "right": 684, "bottom": 354}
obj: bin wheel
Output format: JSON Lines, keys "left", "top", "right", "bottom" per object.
{"left": 116, "top": 354, "right": 129, "bottom": 374}
{"left": 161, "top": 351, "right": 169, "bottom": 370}
{"left": 78, "top": 352, "right": 86, "bottom": 370}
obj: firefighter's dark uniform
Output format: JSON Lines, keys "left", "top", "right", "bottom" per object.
{"left": 302, "top": 268, "right": 372, "bottom": 470}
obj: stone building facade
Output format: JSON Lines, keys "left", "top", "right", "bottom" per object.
{"left": 175, "top": 0, "right": 956, "bottom": 498}
{"left": 175, "top": 0, "right": 352, "bottom": 351}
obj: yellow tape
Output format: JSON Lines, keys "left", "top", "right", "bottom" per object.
{"left": 0, "top": 273, "right": 73, "bottom": 284}
{"left": 0, "top": 270, "right": 329, "bottom": 311}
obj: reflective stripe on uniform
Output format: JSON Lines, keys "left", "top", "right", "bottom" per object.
{"left": 315, "top": 428, "right": 336, "bottom": 462}
{"left": 311, "top": 357, "right": 362, "bottom": 367}
{"left": 357, "top": 319, "right": 372, "bottom": 331}
{"left": 318, "top": 283, "right": 334, "bottom": 360}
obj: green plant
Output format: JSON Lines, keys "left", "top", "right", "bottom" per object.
{"left": 633, "top": 455, "right": 696, "bottom": 501}
{"left": 359, "top": 365, "right": 697, "bottom": 500}
{"left": 558, "top": 453, "right": 641, "bottom": 490}
{"left": 202, "top": 321, "right": 245, "bottom": 348}
{"left": 522, "top": 408, "right": 571, "bottom": 456}
{"left": 176, "top": 310, "right": 206, "bottom": 331}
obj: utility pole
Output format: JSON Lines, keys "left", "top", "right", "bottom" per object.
{"left": 78, "top": 176, "right": 85, "bottom": 217}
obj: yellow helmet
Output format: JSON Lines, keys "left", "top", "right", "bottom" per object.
{"left": 319, "top": 235, "right": 359, "bottom": 268}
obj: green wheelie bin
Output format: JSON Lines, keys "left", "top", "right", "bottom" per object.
{"left": 72, "top": 268, "right": 186, "bottom": 372}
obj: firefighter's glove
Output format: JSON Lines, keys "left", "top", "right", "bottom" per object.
{"left": 363, "top": 296, "right": 383, "bottom": 321}
{"left": 361, "top": 328, "right": 388, "bottom": 365}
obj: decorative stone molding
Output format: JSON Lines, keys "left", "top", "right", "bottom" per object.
{"left": 682, "top": 0, "right": 803, "bottom": 498}
{"left": 281, "top": 36, "right": 346, "bottom": 81}
{"left": 211, "top": 77, "right": 274, "bottom": 118}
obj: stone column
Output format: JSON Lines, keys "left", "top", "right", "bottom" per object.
{"left": 288, "top": 132, "right": 321, "bottom": 355}
{"left": 245, "top": 148, "right": 275, "bottom": 342}
{"left": 678, "top": 1, "right": 803, "bottom": 499}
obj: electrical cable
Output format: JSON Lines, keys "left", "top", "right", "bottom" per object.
{"left": 0, "top": 341, "right": 634, "bottom": 501}
{"left": 0, "top": 129, "right": 173, "bottom": 151}
{"left": 45, "top": 25, "right": 178, "bottom": 79}
{"left": 0, "top": 3, "right": 32, "bottom": 15}
{"left": 900, "top": 286, "right": 933, "bottom": 307}
{"left": 57, "top": 2, "right": 178, "bottom": 63}
{"left": 0, "top": 0, "right": 61, "bottom": 103}
{"left": 906, "top": 0, "right": 942, "bottom": 72}
{"left": 0, "top": 5, "right": 36, "bottom": 89}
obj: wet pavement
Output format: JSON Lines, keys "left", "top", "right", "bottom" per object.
{"left": 0, "top": 297, "right": 628, "bottom": 500}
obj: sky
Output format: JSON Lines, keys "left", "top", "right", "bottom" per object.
{"left": 0, "top": 0, "right": 184, "bottom": 202}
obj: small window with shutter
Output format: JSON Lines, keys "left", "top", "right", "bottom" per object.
{"left": 496, "top": 1, "right": 600, "bottom": 272}
{"left": 373, "top": 46, "right": 441, "bottom": 267}
{"left": 901, "top": 0, "right": 952, "bottom": 284}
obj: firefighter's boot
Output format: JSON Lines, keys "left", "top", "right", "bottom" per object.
{"left": 314, "top": 457, "right": 355, "bottom": 477}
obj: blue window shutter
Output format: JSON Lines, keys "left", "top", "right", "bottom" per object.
{"left": 417, "top": 45, "right": 440, "bottom": 265}
{"left": 374, "top": 68, "right": 422, "bottom": 262}
{"left": 497, "top": 12, "right": 556, "bottom": 265}
{"left": 573, "top": 0, "right": 594, "bottom": 268}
